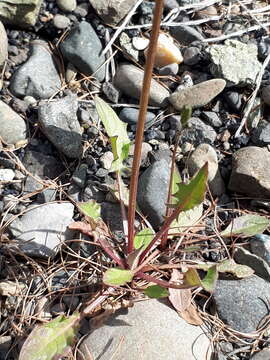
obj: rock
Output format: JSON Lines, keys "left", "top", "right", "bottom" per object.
{"left": 250, "top": 234, "right": 270, "bottom": 266}
{"left": 102, "top": 82, "right": 119, "bottom": 103}
{"left": 158, "top": 63, "right": 179, "bottom": 76}
{"left": 169, "top": 79, "right": 226, "bottom": 110}
{"left": 229, "top": 147, "right": 270, "bottom": 198}
{"left": 0, "top": 21, "right": 8, "bottom": 66}
{"left": 0, "top": 100, "right": 27, "bottom": 145}
{"left": 9, "top": 202, "right": 74, "bottom": 258}
{"left": 195, "top": 5, "right": 218, "bottom": 19}
{"left": 171, "top": 25, "right": 205, "bottom": 45}
{"left": 132, "top": 37, "right": 149, "bottom": 51}
{"left": 89, "top": 0, "right": 137, "bottom": 25}
{"left": 0, "top": 0, "right": 42, "bottom": 27}
{"left": 262, "top": 85, "right": 270, "bottom": 106}
{"left": 56, "top": 0, "right": 76, "bottom": 12}
{"left": 22, "top": 150, "right": 64, "bottom": 192}
{"left": 0, "top": 169, "right": 15, "bottom": 182}
{"left": 145, "top": 33, "right": 183, "bottom": 68}
{"left": 80, "top": 300, "right": 211, "bottom": 360}
{"left": 214, "top": 276, "right": 270, "bottom": 333}
{"left": 53, "top": 14, "right": 70, "bottom": 29}
{"left": 223, "top": 91, "right": 242, "bottom": 112}
{"left": 183, "top": 46, "right": 201, "bottom": 66}
{"left": 201, "top": 111, "right": 223, "bottom": 128}
{"left": 72, "top": 164, "right": 88, "bottom": 189}
{"left": 179, "top": 117, "right": 217, "bottom": 146}
{"left": 10, "top": 41, "right": 61, "bottom": 99}
{"left": 208, "top": 40, "right": 261, "bottom": 87}
{"left": 137, "top": 158, "right": 170, "bottom": 229}
{"left": 101, "top": 203, "right": 124, "bottom": 233}
{"left": 127, "top": 142, "right": 152, "bottom": 167}
{"left": 38, "top": 95, "right": 82, "bottom": 158}
{"left": 74, "top": 3, "right": 89, "bottom": 17}
{"left": 60, "top": 21, "right": 105, "bottom": 81}
{"left": 63, "top": 295, "right": 80, "bottom": 312}
{"left": 251, "top": 349, "right": 270, "bottom": 359}
{"left": 251, "top": 121, "right": 270, "bottom": 146}
{"left": 164, "top": 0, "right": 180, "bottom": 10}
{"left": 114, "top": 63, "right": 170, "bottom": 107}
{"left": 187, "top": 144, "right": 225, "bottom": 197}
{"left": 119, "top": 32, "right": 139, "bottom": 62}
{"left": 119, "top": 107, "right": 156, "bottom": 128}
{"left": 234, "top": 246, "right": 270, "bottom": 282}
{"left": 100, "top": 151, "right": 114, "bottom": 170}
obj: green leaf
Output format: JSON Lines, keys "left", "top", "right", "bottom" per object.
{"left": 94, "top": 96, "right": 130, "bottom": 172}
{"left": 134, "top": 228, "right": 155, "bottom": 251}
{"left": 201, "top": 265, "right": 218, "bottom": 293}
{"left": 78, "top": 200, "right": 101, "bottom": 220}
{"left": 220, "top": 214, "right": 270, "bottom": 237}
{"left": 19, "top": 313, "right": 80, "bottom": 360}
{"left": 144, "top": 285, "right": 169, "bottom": 298}
{"left": 180, "top": 106, "right": 192, "bottom": 129}
{"left": 171, "top": 163, "right": 208, "bottom": 213}
{"left": 103, "top": 268, "right": 134, "bottom": 286}
{"left": 217, "top": 258, "right": 254, "bottom": 278}
{"left": 183, "top": 268, "right": 201, "bottom": 287}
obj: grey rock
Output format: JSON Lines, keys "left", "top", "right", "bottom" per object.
{"left": 38, "top": 95, "right": 82, "bottom": 158}
{"left": 187, "top": 144, "right": 225, "bottom": 197}
{"left": 137, "top": 158, "right": 170, "bottom": 229}
{"left": 89, "top": 0, "right": 137, "bottom": 25}
{"left": 250, "top": 234, "right": 270, "bottom": 266}
{"left": 74, "top": 3, "right": 89, "bottom": 17}
{"left": 22, "top": 150, "right": 64, "bottom": 192}
{"left": 178, "top": 0, "right": 201, "bottom": 4}
{"left": 37, "top": 189, "right": 57, "bottom": 203}
{"left": 0, "top": 100, "right": 27, "bottom": 145}
{"left": 119, "top": 107, "right": 156, "bottom": 128}
{"left": 171, "top": 25, "right": 204, "bottom": 46}
{"left": 179, "top": 117, "right": 217, "bottom": 146}
{"left": 53, "top": 14, "right": 70, "bottom": 29}
{"left": 63, "top": 295, "right": 80, "bottom": 312}
{"left": 60, "top": 21, "right": 105, "bottom": 81}
{"left": 82, "top": 181, "right": 106, "bottom": 203}
{"left": 262, "top": 85, "right": 270, "bottom": 106}
{"left": 201, "top": 111, "right": 223, "bottom": 128}
{"left": 80, "top": 300, "right": 211, "bottom": 360}
{"left": 223, "top": 90, "right": 242, "bottom": 112}
{"left": 234, "top": 246, "right": 270, "bottom": 282}
{"left": 102, "top": 82, "right": 119, "bottom": 103}
{"left": 251, "top": 121, "right": 270, "bottom": 146}
{"left": 248, "top": 97, "right": 261, "bottom": 129}
{"left": 214, "top": 276, "right": 270, "bottom": 333}
{"left": 114, "top": 63, "right": 170, "bottom": 107}
{"left": 101, "top": 202, "right": 124, "bottom": 233}
{"left": 229, "top": 146, "right": 270, "bottom": 198}
{"left": 127, "top": 142, "right": 152, "bottom": 167}
{"left": 56, "top": 0, "right": 76, "bottom": 12}
{"left": 100, "top": 151, "right": 114, "bottom": 170}
{"left": 183, "top": 46, "right": 201, "bottom": 65}
{"left": 251, "top": 349, "right": 270, "bottom": 360}
{"left": 10, "top": 41, "right": 61, "bottom": 99}
{"left": 0, "top": 169, "right": 15, "bottom": 182}
{"left": 164, "top": 0, "right": 180, "bottom": 10}
{"left": 208, "top": 40, "right": 261, "bottom": 87}
{"left": 0, "top": 0, "right": 42, "bottom": 27}
{"left": 169, "top": 79, "right": 226, "bottom": 110}
{"left": 9, "top": 202, "right": 74, "bottom": 258}
{"left": 158, "top": 63, "right": 179, "bottom": 76}
{"left": 72, "top": 164, "right": 88, "bottom": 188}
{"left": 0, "top": 21, "right": 8, "bottom": 66}
{"left": 119, "top": 32, "right": 139, "bottom": 62}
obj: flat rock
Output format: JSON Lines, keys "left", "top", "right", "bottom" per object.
{"left": 137, "top": 158, "right": 170, "bottom": 229}
{"left": 0, "top": 21, "right": 8, "bottom": 66}
{"left": 214, "top": 276, "right": 270, "bottom": 333}
{"left": 0, "top": 0, "right": 42, "bottom": 27}
{"left": 171, "top": 25, "right": 204, "bottom": 45}
{"left": 9, "top": 202, "right": 74, "bottom": 258}
{"left": 208, "top": 40, "right": 261, "bottom": 87}
{"left": 119, "top": 107, "right": 156, "bottom": 128}
{"left": 89, "top": 0, "right": 137, "bottom": 25}
{"left": 251, "top": 349, "right": 270, "bottom": 359}
{"left": 228, "top": 146, "right": 270, "bottom": 198}
{"left": 179, "top": 117, "right": 217, "bottom": 146}
{"left": 10, "top": 41, "right": 61, "bottom": 99}
{"left": 38, "top": 95, "right": 82, "bottom": 158}
{"left": 187, "top": 144, "right": 225, "bottom": 197}
{"left": 56, "top": 0, "right": 76, "bottom": 12}
{"left": 169, "top": 79, "right": 226, "bottom": 110}
{"left": 0, "top": 100, "right": 27, "bottom": 145}
{"left": 251, "top": 121, "right": 270, "bottom": 146}
{"left": 114, "top": 63, "right": 170, "bottom": 107}
{"left": 250, "top": 234, "right": 270, "bottom": 267}
{"left": 22, "top": 150, "right": 64, "bottom": 192}
{"left": 80, "top": 299, "right": 211, "bottom": 360}
{"left": 60, "top": 21, "right": 105, "bottom": 81}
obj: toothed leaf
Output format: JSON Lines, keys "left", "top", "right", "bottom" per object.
{"left": 221, "top": 214, "right": 270, "bottom": 237}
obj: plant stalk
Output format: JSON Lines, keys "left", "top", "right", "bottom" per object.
{"left": 127, "top": 0, "right": 164, "bottom": 254}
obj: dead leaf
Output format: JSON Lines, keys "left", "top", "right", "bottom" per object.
{"left": 168, "top": 269, "right": 192, "bottom": 312}
{"left": 68, "top": 221, "right": 92, "bottom": 236}
{"left": 179, "top": 303, "right": 203, "bottom": 326}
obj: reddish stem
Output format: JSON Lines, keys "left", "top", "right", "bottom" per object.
{"left": 127, "top": 0, "right": 164, "bottom": 254}
{"left": 136, "top": 271, "right": 196, "bottom": 290}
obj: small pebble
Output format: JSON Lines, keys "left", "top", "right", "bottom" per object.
{"left": 183, "top": 47, "right": 201, "bottom": 65}
{"left": 262, "top": 85, "right": 270, "bottom": 106}
{"left": 0, "top": 169, "right": 15, "bottom": 181}
{"left": 56, "top": 0, "right": 77, "bottom": 12}
{"left": 158, "top": 63, "right": 178, "bottom": 76}
{"left": 53, "top": 14, "right": 71, "bottom": 29}
{"left": 23, "top": 96, "right": 37, "bottom": 106}
{"left": 132, "top": 36, "right": 149, "bottom": 51}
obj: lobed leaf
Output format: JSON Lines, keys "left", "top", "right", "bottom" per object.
{"left": 78, "top": 200, "right": 101, "bottom": 220}
{"left": 144, "top": 285, "right": 169, "bottom": 298}
{"left": 19, "top": 313, "right": 80, "bottom": 360}
{"left": 103, "top": 268, "right": 134, "bottom": 286}
{"left": 94, "top": 96, "right": 130, "bottom": 172}
{"left": 220, "top": 214, "right": 270, "bottom": 237}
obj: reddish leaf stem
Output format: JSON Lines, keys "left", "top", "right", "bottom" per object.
{"left": 127, "top": 0, "right": 164, "bottom": 254}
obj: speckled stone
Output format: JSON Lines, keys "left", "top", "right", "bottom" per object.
{"left": 0, "top": 21, "right": 8, "bottom": 66}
